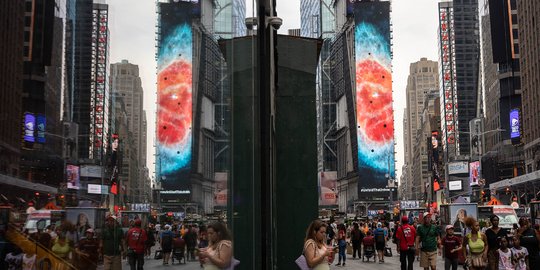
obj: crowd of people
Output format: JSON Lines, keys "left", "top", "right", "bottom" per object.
{"left": 303, "top": 213, "right": 540, "bottom": 270}
{"left": 2, "top": 214, "right": 234, "bottom": 270}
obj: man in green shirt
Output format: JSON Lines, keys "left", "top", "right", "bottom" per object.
{"left": 415, "top": 213, "right": 442, "bottom": 270}
{"left": 100, "top": 215, "right": 125, "bottom": 270}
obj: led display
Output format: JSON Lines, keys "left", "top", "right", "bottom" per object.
{"left": 157, "top": 2, "right": 193, "bottom": 187}
{"left": 36, "top": 115, "right": 46, "bottom": 143}
{"left": 510, "top": 109, "right": 520, "bottom": 139}
{"left": 354, "top": 1, "right": 395, "bottom": 193}
{"left": 24, "top": 113, "right": 36, "bottom": 143}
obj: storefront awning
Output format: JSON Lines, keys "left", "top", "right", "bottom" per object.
{"left": 489, "top": 170, "right": 540, "bottom": 190}
{"left": 0, "top": 173, "right": 58, "bottom": 194}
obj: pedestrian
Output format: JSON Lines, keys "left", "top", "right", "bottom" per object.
{"left": 516, "top": 217, "right": 540, "bottom": 269}
{"left": 350, "top": 222, "right": 364, "bottom": 259}
{"left": 126, "top": 219, "right": 147, "bottom": 270}
{"left": 335, "top": 223, "right": 347, "bottom": 266}
{"left": 300, "top": 220, "right": 332, "bottom": 270}
{"left": 441, "top": 225, "right": 461, "bottom": 270}
{"left": 144, "top": 225, "right": 155, "bottom": 258}
{"left": 100, "top": 215, "right": 125, "bottom": 270}
{"left": 51, "top": 233, "right": 71, "bottom": 260}
{"left": 511, "top": 236, "right": 529, "bottom": 270}
{"left": 395, "top": 216, "right": 416, "bottom": 270}
{"left": 185, "top": 225, "right": 198, "bottom": 260}
{"left": 494, "top": 236, "right": 513, "bottom": 270}
{"left": 374, "top": 222, "right": 387, "bottom": 263}
{"left": 75, "top": 228, "right": 99, "bottom": 270}
{"left": 463, "top": 216, "right": 488, "bottom": 270}
{"left": 198, "top": 221, "right": 234, "bottom": 270}
{"left": 21, "top": 251, "right": 36, "bottom": 270}
{"left": 485, "top": 215, "right": 508, "bottom": 270}
{"left": 5, "top": 246, "right": 23, "bottom": 270}
{"left": 415, "top": 213, "right": 441, "bottom": 270}
{"left": 160, "top": 224, "right": 174, "bottom": 265}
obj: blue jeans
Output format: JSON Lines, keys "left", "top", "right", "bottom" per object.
{"left": 338, "top": 240, "right": 346, "bottom": 263}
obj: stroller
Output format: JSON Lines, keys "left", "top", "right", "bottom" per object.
{"left": 171, "top": 246, "right": 186, "bottom": 265}
{"left": 362, "top": 235, "right": 376, "bottom": 262}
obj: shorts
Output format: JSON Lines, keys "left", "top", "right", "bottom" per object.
{"left": 375, "top": 241, "right": 385, "bottom": 251}
{"left": 420, "top": 250, "right": 437, "bottom": 268}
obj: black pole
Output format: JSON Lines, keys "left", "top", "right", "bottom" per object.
{"left": 257, "top": 0, "right": 276, "bottom": 268}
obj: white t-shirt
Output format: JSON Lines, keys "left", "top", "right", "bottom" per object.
{"left": 511, "top": 246, "right": 529, "bottom": 270}
{"left": 22, "top": 254, "right": 36, "bottom": 270}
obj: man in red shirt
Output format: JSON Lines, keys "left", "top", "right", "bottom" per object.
{"left": 395, "top": 216, "right": 417, "bottom": 270}
{"left": 441, "top": 225, "right": 461, "bottom": 270}
{"left": 126, "top": 219, "right": 148, "bottom": 270}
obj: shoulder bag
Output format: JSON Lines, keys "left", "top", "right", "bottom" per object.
{"left": 295, "top": 239, "right": 315, "bottom": 270}
{"left": 217, "top": 240, "right": 240, "bottom": 270}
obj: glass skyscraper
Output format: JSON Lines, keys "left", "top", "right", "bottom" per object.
{"left": 214, "top": 0, "right": 246, "bottom": 38}
{"left": 300, "top": 0, "right": 320, "bottom": 38}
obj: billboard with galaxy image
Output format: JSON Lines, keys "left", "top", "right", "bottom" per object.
{"left": 354, "top": 1, "right": 395, "bottom": 197}
{"left": 157, "top": 2, "right": 193, "bottom": 189}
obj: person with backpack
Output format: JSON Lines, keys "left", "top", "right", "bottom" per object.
{"left": 350, "top": 222, "right": 364, "bottom": 259}
{"left": 160, "top": 225, "right": 174, "bottom": 265}
{"left": 374, "top": 222, "right": 388, "bottom": 263}
{"left": 126, "top": 219, "right": 147, "bottom": 270}
{"left": 396, "top": 216, "right": 417, "bottom": 270}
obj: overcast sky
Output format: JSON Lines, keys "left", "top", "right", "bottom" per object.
{"left": 108, "top": 0, "right": 440, "bottom": 182}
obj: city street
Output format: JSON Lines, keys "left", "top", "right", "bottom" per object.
{"left": 110, "top": 246, "right": 446, "bottom": 270}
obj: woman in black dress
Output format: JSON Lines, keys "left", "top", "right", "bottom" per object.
{"left": 517, "top": 218, "right": 540, "bottom": 270}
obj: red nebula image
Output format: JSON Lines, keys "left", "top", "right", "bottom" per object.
{"left": 356, "top": 59, "right": 393, "bottom": 143}
{"left": 157, "top": 60, "right": 193, "bottom": 147}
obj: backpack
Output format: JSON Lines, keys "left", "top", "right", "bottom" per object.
{"left": 375, "top": 229, "right": 385, "bottom": 243}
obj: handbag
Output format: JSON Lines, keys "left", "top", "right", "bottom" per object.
{"left": 295, "top": 255, "right": 312, "bottom": 270}
{"left": 384, "top": 247, "right": 393, "bottom": 257}
{"left": 223, "top": 257, "right": 240, "bottom": 270}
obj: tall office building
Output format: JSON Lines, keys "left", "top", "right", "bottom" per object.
{"left": 403, "top": 58, "right": 439, "bottom": 199}
{"left": 65, "top": 0, "right": 110, "bottom": 161}
{"left": 300, "top": 0, "right": 320, "bottom": 38}
{"left": 0, "top": 0, "right": 25, "bottom": 176}
{"left": 213, "top": 0, "right": 246, "bottom": 38}
{"left": 480, "top": 0, "right": 524, "bottom": 184}
{"left": 438, "top": 0, "right": 480, "bottom": 161}
{"left": 517, "top": 0, "right": 540, "bottom": 172}
{"left": 111, "top": 60, "right": 148, "bottom": 202}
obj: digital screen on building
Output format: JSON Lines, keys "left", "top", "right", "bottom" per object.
{"left": 510, "top": 109, "right": 520, "bottom": 139}
{"left": 24, "top": 113, "right": 36, "bottom": 142}
{"left": 157, "top": 2, "right": 193, "bottom": 189}
{"left": 353, "top": 1, "right": 395, "bottom": 196}
{"left": 469, "top": 161, "right": 480, "bottom": 186}
{"left": 439, "top": 3, "right": 458, "bottom": 154}
{"left": 36, "top": 115, "right": 46, "bottom": 143}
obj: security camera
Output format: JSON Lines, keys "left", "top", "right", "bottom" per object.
{"left": 266, "top": 16, "right": 283, "bottom": 30}
{"left": 245, "top": 17, "right": 257, "bottom": 30}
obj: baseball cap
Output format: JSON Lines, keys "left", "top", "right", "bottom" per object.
{"left": 86, "top": 228, "right": 95, "bottom": 234}
{"left": 423, "top": 213, "right": 432, "bottom": 219}
{"left": 445, "top": 225, "right": 454, "bottom": 231}
{"left": 401, "top": 216, "right": 409, "bottom": 224}
{"left": 107, "top": 215, "right": 117, "bottom": 221}
{"left": 135, "top": 219, "right": 142, "bottom": 226}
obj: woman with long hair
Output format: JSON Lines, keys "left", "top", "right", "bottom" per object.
{"left": 198, "top": 221, "right": 233, "bottom": 270}
{"left": 516, "top": 217, "right": 540, "bottom": 270}
{"left": 485, "top": 215, "right": 508, "bottom": 270}
{"left": 462, "top": 216, "right": 488, "bottom": 270}
{"left": 303, "top": 220, "right": 332, "bottom": 270}
{"left": 76, "top": 213, "right": 91, "bottom": 241}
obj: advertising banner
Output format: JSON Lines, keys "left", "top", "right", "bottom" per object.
{"left": 80, "top": 165, "right": 103, "bottom": 178}
{"left": 469, "top": 161, "right": 481, "bottom": 186}
{"left": 400, "top": 200, "right": 421, "bottom": 209}
{"left": 449, "top": 204, "right": 477, "bottom": 235}
{"left": 510, "top": 109, "right": 520, "bottom": 139}
{"left": 448, "top": 161, "right": 469, "bottom": 175}
{"left": 36, "top": 115, "right": 46, "bottom": 143}
{"left": 354, "top": 1, "right": 394, "bottom": 199}
{"left": 66, "top": 208, "right": 103, "bottom": 241}
{"left": 214, "top": 172, "right": 228, "bottom": 207}
{"left": 448, "top": 180, "right": 463, "bottom": 191}
{"left": 157, "top": 2, "right": 193, "bottom": 190}
{"left": 66, "top": 165, "right": 80, "bottom": 189}
{"left": 319, "top": 171, "right": 337, "bottom": 206}
{"left": 24, "top": 113, "right": 36, "bottom": 143}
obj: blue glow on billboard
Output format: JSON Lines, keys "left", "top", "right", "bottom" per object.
{"left": 510, "top": 109, "right": 520, "bottom": 139}
{"left": 37, "top": 115, "right": 46, "bottom": 143}
{"left": 24, "top": 113, "right": 36, "bottom": 143}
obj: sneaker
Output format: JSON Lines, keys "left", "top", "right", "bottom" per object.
{"left": 342, "top": 263, "right": 346, "bottom": 266}
{"left": 335, "top": 262, "right": 341, "bottom": 266}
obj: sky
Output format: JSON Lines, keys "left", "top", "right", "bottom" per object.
{"left": 108, "top": 0, "right": 440, "bottom": 182}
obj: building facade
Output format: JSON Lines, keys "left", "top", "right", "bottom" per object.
{"left": 438, "top": 0, "right": 480, "bottom": 161}
{"left": 517, "top": 0, "right": 540, "bottom": 172}
{"left": 300, "top": 0, "right": 320, "bottom": 38}
{"left": 403, "top": 58, "right": 439, "bottom": 199}
{"left": 0, "top": 0, "right": 25, "bottom": 177}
